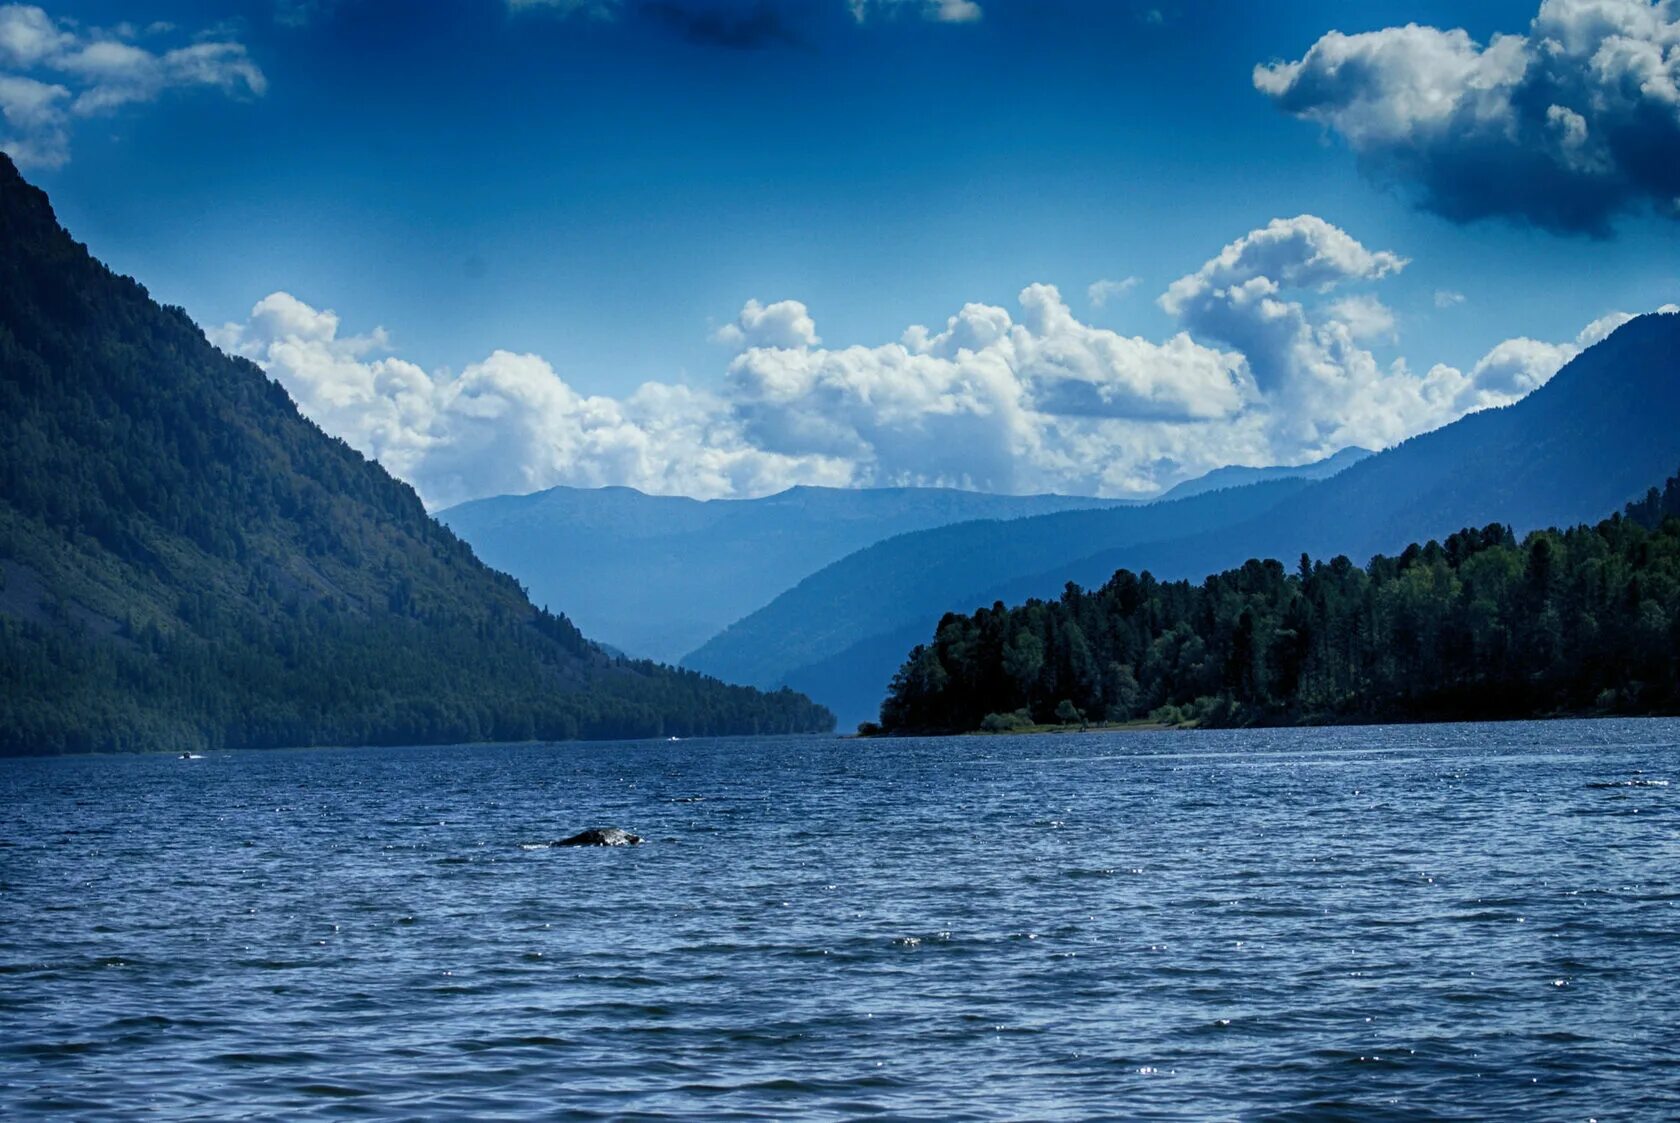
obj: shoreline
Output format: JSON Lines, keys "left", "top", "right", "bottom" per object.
{"left": 857, "top": 706, "right": 1680, "bottom": 738}
{"left": 854, "top": 719, "right": 1182, "bottom": 738}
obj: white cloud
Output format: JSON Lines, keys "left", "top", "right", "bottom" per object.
{"left": 1158, "top": 214, "right": 1407, "bottom": 392}
{"left": 1325, "top": 294, "right": 1397, "bottom": 342}
{"left": 850, "top": 0, "right": 983, "bottom": 24}
{"left": 1161, "top": 215, "right": 1407, "bottom": 315}
{"left": 1421, "top": 311, "right": 1635, "bottom": 414}
{"left": 1255, "top": 0, "right": 1680, "bottom": 233}
{"left": 711, "top": 297, "right": 821, "bottom": 349}
{"left": 212, "top": 294, "right": 853, "bottom": 509}
{"left": 59, "top": 39, "right": 266, "bottom": 114}
{"left": 211, "top": 216, "right": 1659, "bottom": 509}
{"left": 1087, "top": 277, "right": 1140, "bottom": 307}
{"left": 0, "top": 4, "right": 264, "bottom": 168}
{"left": 1434, "top": 289, "right": 1467, "bottom": 308}
{"left": 0, "top": 71, "right": 67, "bottom": 165}
{"left": 928, "top": 0, "right": 982, "bottom": 21}
{"left": 0, "top": 4, "right": 68, "bottom": 67}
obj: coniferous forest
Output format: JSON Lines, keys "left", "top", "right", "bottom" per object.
{"left": 875, "top": 473, "right": 1680, "bottom": 734}
{"left": 0, "top": 155, "right": 833, "bottom": 755}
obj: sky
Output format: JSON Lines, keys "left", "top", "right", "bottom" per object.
{"left": 3, "top": 0, "right": 1678, "bottom": 507}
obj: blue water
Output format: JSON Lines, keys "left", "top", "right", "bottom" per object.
{"left": 3, "top": 719, "right": 1678, "bottom": 1120}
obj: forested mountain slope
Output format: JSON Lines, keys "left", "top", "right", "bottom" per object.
{"left": 1218, "top": 313, "right": 1680, "bottom": 566}
{"left": 1041, "top": 312, "right": 1680, "bottom": 613}
{"left": 0, "top": 154, "right": 831, "bottom": 754}
{"left": 877, "top": 469, "right": 1680, "bottom": 733}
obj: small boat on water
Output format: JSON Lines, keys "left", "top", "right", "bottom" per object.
{"left": 179, "top": 752, "right": 204, "bottom": 760}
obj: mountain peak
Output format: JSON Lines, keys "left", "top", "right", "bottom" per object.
{"left": 0, "top": 151, "right": 57, "bottom": 230}
{"left": 0, "top": 160, "right": 833, "bottom": 753}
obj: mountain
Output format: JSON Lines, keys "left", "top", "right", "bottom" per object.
{"left": 688, "top": 312, "right": 1680, "bottom": 728}
{"left": 1154, "top": 446, "right": 1373, "bottom": 502}
{"left": 682, "top": 478, "right": 1318, "bottom": 725}
{"left": 438, "top": 453, "right": 1373, "bottom": 665}
{"left": 0, "top": 154, "right": 832, "bottom": 755}
{"left": 437, "top": 485, "right": 1135, "bottom": 662}
{"left": 876, "top": 467, "right": 1680, "bottom": 733}
{"left": 1065, "top": 311, "right": 1680, "bottom": 588}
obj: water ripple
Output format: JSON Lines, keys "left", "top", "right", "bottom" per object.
{"left": 2, "top": 718, "right": 1678, "bottom": 1118}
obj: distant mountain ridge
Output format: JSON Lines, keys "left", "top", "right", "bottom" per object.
{"left": 1155, "top": 446, "right": 1373, "bottom": 502}
{"left": 0, "top": 154, "right": 832, "bottom": 754}
{"left": 681, "top": 479, "right": 1321, "bottom": 725}
{"left": 439, "top": 484, "right": 1136, "bottom": 662}
{"left": 687, "top": 312, "right": 1680, "bottom": 728}
{"left": 438, "top": 449, "right": 1370, "bottom": 665}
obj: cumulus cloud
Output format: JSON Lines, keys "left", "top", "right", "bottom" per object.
{"left": 0, "top": 4, "right": 264, "bottom": 168}
{"left": 1087, "top": 277, "right": 1140, "bottom": 307}
{"left": 711, "top": 297, "right": 821, "bottom": 349}
{"left": 1162, "top": 215, "right": 1407, "bottom": 312}
{"left": 211, "top": 216, "right": 1659, "bottom": 508}
{"left": 1419, "top": 310, "right": 1637, "bottom": 414}
{"left": 1325, "top": 294, "right": 1397, "bottom": 342}
{"left": 211, "top": 294, "right": 851, "bottom": 509}
{"left": 1159, "top": 214, "right": 1407, "bottom": 392}
{"left": 1255, "top": 0, "right": 1680, "bottom": 234}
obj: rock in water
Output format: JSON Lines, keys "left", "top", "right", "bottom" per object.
{"left": 554, "top": 828, "right": 643, "bottom": 847}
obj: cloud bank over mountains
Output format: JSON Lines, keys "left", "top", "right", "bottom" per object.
{"left": 211, "top": 214, "right": 1656, "bottom": 509}
{"left": 0, "top": 3, "right": 264, "bottom": 168}
{"left": 1256, "top": 0, "right": 1680, "bottom": 234}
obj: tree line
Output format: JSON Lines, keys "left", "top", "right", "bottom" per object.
{"left": 874, "top": 470, "right": 1680, "bottom": 734}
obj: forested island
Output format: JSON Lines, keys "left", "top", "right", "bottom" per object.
{"left": 0, "top": 155, "right": 833, "bottom": 755}
{"left": 871, "top": 472, "right": 1680, "bottom": 735}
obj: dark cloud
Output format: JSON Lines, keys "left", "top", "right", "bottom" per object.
{"left": 639, "top": 2, "right": 802, "bottom": 50}
{"left": 1256, "top": 1, "right": 1680, "bottom": 236}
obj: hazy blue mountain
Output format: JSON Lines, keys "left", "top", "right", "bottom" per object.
{"left": 436, "top": 449, "right": 1371, "bottom": 665}
{"left": 437, "top": 485, "right": 1135, "bottom": 662}
{"left": 0, "top": 154, "right": 832, "bottom": 754}
{"left": 682, "top": 479, "right": 1318, "bottom": 721}
{"left": 1155, "top": 446, "right": 1373, "bottom": 502}
{"left": 690, "top": 312, "right": 1680, "bottom": 728}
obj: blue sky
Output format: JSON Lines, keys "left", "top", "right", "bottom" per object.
{"left": 5, "top": 0, "right": 1679, "bottom": 504}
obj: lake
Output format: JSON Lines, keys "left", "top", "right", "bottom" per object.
{"left": 3, "top": 719, "right": 1677, "bottom": 1119}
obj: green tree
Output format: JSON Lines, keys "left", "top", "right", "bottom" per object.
{"left": 877, "top": 466, "right": 1680, "bottom": 733}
